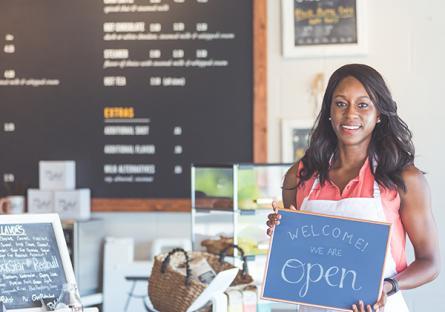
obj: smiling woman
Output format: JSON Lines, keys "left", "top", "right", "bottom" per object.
{"left": 267, "top": 64, "right": 440, "bottom": 312}
{"left": 298, "top": 64, "right": 415, "bottom": 193}
{"left": 330, "top": 76, "right": 379, "bottom": 147}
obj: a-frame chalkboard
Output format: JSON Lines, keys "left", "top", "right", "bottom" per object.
{"left": 0, "top": 214, "right": 76, "bottom": 311}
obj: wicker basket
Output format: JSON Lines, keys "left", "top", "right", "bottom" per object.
{"left": 148, "top": 246, "right": 253, "bottom": 312}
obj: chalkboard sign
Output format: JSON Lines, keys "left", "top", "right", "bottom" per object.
{"left": 294, "top": 0, "right": 358, "bottom": 46}
{"left": 0, "top": 0, "right": 267, "bottom": 210}
{"left": 262, "top": 210, "right": 390, "bottom": 311}
{"left": 0, "top": 214, "right": 75, "bottom": 310}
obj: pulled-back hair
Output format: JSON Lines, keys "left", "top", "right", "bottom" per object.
{"left": 298, "top": 64, "right": 415, "bottom": 191}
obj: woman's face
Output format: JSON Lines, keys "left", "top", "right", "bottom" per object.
{"left": 330, "top": 76, "right": 380, "bottom": 147}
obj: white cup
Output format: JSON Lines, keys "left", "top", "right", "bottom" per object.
{"left": 6, "top": 195, "right": 25, "bottom": 214}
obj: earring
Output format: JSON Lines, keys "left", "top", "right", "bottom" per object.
{"left": 328, "top": 117, "right": 332, "bottom": 121}
{"left": 377, "top": 119, "right": 381, "bottom": 123}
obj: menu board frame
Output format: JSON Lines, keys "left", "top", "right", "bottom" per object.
{"left": 91, "top": 0, "right": 268, "bottom": 212}
{"left": 282, "top": 0, "right": 368, "bottom": 58}
{"left": 0, "top": 213, "right": 76, "bottom": 311}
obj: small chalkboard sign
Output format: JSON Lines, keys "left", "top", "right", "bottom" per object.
{"left": 0, "top": 214, "right": 76, "bottom": 311}
{"left": 282, "top": 0, "right": 367, "bottom": 57}
{"left": 262, "top": 210, "right": 391, "bottom": 311}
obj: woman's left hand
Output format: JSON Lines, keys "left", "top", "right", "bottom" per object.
{"left": 352, "top": 285, "right": 388, "bottom": 312}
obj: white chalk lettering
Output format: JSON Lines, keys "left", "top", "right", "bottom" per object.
{"left": 343, "top": 231, "right": 354, "bottom": 244}
{"left": 322, "top": 225, "right": 330, "bottom": 236}
{"left": 325, "top": 266, "right": 339, "bottom": 286}
{"left": 339, "top": 268, "right": 362, "bottom": 290}
{"left": 32, "top": 256, "right": 60, "bottom": 271}
{"left": 0, "top": 225, "right": 26, "bottom": 236}
{"left": 310, "top": 246, "right": 324, "bottom": 255}
{"left": 281, "top": 258, "right": 363, "bottom": 297}
{"left": 281, "top": 259, "right": 305, "bottom": 284}
{"left": 287, "top": 224, "right": 369, "bottom": 253}
{"left": 332, "top": 227, "right": 341, "bottom": 238}
{"left": 301, "top": 226, "right": 310, "bottom": 238}
{"left": 299, "top": 262, "right": 323, "bottom": 297}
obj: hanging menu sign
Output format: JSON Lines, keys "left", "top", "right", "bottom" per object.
{"left": 0, "top": 0, "right": 253, "bottom": 199}
{"left": 0, "top": 222, "right": 67, "bottom": 309}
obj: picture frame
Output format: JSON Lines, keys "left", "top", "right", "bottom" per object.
{"left": 282, "top": 0, "right": 368, "bottom": 58}
{"left": 281, "top": 119, "right": 313, "bottom": 163}
{"left": 0, "top": 213, "right": 76, "bottom": 311}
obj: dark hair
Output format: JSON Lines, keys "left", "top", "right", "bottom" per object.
{"left": 298, "top": 64, "right": 415, "bottom": 192}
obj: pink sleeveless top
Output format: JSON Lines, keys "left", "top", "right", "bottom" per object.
{"left": 296, "top": 158, "right": 407, "bottom": 273}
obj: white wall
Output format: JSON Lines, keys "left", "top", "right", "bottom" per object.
{"left": 268, "top": 0, "right": 445, "bottom": 310}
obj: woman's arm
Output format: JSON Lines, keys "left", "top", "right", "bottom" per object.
{"left": 267, "top": 163, "right": 300, "bottom": 236}
{"left": 282, "top": 162, "right": 299, "bottom": 208}
{"left": 395, "top": 165, "right": 441, "bottom": 289}
{"left": 355, "top": 166, "right": 440, "bottom": 312}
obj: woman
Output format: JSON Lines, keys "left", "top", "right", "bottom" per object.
{"left": 267, "top": 64, "right": 440, "bottom": 312}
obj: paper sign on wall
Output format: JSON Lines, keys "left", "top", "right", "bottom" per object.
{"left": 262, "top": 210, "right": 391, "bottom": 311}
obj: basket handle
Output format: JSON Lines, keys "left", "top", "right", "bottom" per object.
{"left": 160, "top": 248, "right": 192, "bottom": 286}
{"left": 218, "top": 244, "right": 249, "bottom": 276}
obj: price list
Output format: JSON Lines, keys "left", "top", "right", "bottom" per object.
{"left": 0, "top": 0, "right": 253, "bottom": 199}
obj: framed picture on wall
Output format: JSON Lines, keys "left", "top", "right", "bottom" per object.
{"left": 281, "top": 119, "right": 313, "bottom": 163}
{"left": 282, "top": 0, "right": 367, "bottom": 58}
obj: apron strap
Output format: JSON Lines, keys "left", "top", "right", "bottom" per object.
{"left": 370, "top": 157, "right": 382, "bottom": 199}
{"left": 301, "top": 176, "right": 320, "bottom": 205}
{"left": 372, "top": 180, "right": 382, "bottom": 199}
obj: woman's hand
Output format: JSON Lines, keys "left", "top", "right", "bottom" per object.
{"left": 352, "top": 300, "right": 374, "bottom": 312}
{"left": 352, "top": 282, "right": 390, "bottom": 312}
{"left": 266, "top": 201, "right": 296, "bottom": 236}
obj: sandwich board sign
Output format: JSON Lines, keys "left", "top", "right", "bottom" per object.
{"left": 262, "top": 209, "right": 391, "bottom": 311}
{"left": 0, "top": 214, "right": 76, "bottom": 311}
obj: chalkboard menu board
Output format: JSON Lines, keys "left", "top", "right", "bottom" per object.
{"left": 0, "top": 0, "right": 265, "bottom": 208}
{"left": 0, "top": 214, "right": 73, "bottom": 310}
{"left": 294, "top": 0, "right": 357, "bottom": 46}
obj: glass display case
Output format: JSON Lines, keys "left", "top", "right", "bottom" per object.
{"left": 191, "top": 163, "right": 292, "bottom": 284}
{"left": 62, "top": 219, "right": 104, "bottom": 298}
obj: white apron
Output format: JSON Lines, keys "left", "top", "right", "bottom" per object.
{"left": 298, "top": 176, "right": 409, "bottom": 312}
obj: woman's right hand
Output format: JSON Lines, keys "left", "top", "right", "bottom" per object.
{"left": 266, "top": 201, "right": 296, "bottom": 236}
